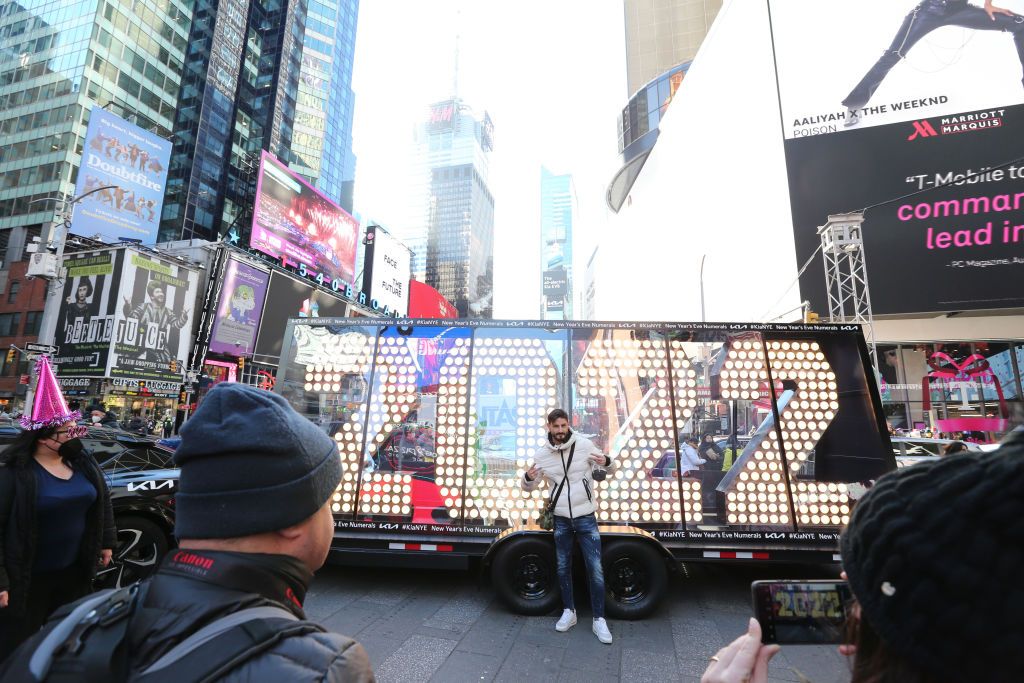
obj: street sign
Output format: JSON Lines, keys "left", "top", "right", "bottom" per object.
{"left": 25, "top": 343, "right": 58, "bottom": 354}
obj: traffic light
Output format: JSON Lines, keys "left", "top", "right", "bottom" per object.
{"left": 5, "top": 348, "right": 14, "bottom": 365}
{"left": 169, "top": 359, "right": 178, "bottom": 372}
{"left": 179, "top": 390, "right": 187, "bottom": 402}
{"left": 237, "top": 357, "right": 245, "bottom": 370}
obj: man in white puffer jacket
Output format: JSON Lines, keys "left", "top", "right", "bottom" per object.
{"left": 522, "top": 408, "right": 616, "bottom": 644}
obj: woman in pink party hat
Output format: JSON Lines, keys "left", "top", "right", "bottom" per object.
{"left": 0, "top": 355, "right": 115, "bottom": 661}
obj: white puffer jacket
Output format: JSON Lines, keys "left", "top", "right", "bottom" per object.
{"left": 522, "top": 431, "right": 615, "bottom": 519}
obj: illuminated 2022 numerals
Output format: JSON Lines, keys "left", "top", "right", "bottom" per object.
{"left": 719, "top": 340, "right": 850, "bottom": 527}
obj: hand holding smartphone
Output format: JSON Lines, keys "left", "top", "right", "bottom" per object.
{"left": 751, "top": 580, "right": 852, "bottom": 645}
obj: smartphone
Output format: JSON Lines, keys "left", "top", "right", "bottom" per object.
{"left": 751, "top": 580, "right": 852, "bottom": 645}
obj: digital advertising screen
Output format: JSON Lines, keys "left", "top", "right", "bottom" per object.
{"left": 253, "top": 271, "right": 349, "bottom": 360}
{"left": 768, "top": 0, "right": 1024, "bottom": 315}
{"left": 71, "top": 106, "right": 172, "bottom": 245}
{"left": 208, "top": 258, "right": 270, "bottom": 356}
{"left": 363, "top": 226, "right": 412, "bottom": 317}
{"left": 250, "top": 151, "right": 359, "bottom": 287}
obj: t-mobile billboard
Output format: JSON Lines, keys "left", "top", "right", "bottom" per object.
{"left": 769, "top": 0, "right": 1024, "bottom": 315}
{"left": 209, "top": 258, "right": 270, "bottom": 356}
{"left": 71, "top": 106, "right": 171, "bottom": 244}
{"left": 250, "top": 151, "right": 359, "bottom": 288}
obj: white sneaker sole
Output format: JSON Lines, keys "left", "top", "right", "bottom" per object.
{"left": 592, "top": 626, "right": 612, "bottom": 644}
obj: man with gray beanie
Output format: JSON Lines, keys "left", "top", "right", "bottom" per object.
{"left": 0, "top": 383, "right": 374, "bottom": 682}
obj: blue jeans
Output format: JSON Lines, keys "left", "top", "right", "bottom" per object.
{"left": 553, "top": 513, "right": 605, "bottom": 618}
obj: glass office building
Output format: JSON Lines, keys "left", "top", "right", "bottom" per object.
{"left": 292, "top": 0, "right": 358, "bottom": 212}
{"left": 0, "top": 0, "right": 189, "bottom": 259}
{"left": 540, "top": 166, "right": 573, "bottom": 320}
{"left": 158, "top": 0, "right": 359, "bottom": 242}
{"left": 403, "top": 98, "right": 495, "bottom": 318}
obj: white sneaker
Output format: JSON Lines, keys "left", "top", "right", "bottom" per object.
{"left": 592, "top": 617, "right": 613, "bottom": 644}
{"left": 555, "top": 609, "right": 577, "bottom": 632}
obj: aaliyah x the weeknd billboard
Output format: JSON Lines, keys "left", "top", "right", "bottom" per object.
{"left": 250, "top": 151, "right": 359, "bottom": 287}
{"left": 768, "top": 0, "right": 1024, "bottom": 315}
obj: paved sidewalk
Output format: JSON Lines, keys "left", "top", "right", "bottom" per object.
{"left": 304, "top": 562, "right": 849, "bottom": 682}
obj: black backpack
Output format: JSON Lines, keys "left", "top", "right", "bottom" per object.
{"left": 3, "top": 583, "right": 324, "bottom": 683}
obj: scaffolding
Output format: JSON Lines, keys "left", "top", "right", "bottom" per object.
{"left": 817, "top": 212, "right": 878, "bottom": 370}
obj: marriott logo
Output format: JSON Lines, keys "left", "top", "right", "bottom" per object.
{"left": 907, "top": 120, "right": 938, "bottom": 140}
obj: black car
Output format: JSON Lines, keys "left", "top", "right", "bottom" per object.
{"left": 85, "top": 427, "right": 179, "bottom": 588}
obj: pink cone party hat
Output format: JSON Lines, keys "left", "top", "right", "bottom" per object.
{"left": 21, "top": 355, "right": 85, "bottom": 435}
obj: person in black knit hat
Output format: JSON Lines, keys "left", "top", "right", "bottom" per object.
{"left": 701, "top": 426, "right": 1024, "bottom": 683}
{"left": 1, "top": 383, "right": 375, "bottom": 682}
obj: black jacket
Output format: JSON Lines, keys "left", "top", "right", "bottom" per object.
{"left": 0, "top": 451, "right": 116, "bottom": 617}
{"left": 4, "top": 550, "right": 375, "bottom": 681}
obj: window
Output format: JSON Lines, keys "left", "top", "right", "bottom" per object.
{"left": 23, "top": 311, "right": 43, "bottom": 336}
{"left": 6, "top": 281, "right": 18, "bottom": 304}
{"left": 0, "top": 313, "right": 20, "bottom": 336}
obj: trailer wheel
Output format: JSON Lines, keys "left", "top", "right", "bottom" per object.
{"left": 602, "top": 540, "right": 668, "bottom": 620}
{"left": 491, "top": 537, "right": 561, "bottom": 615}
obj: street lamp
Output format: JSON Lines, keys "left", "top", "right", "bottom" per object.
{"left": 23, "top": 186, "right": 120, "bottom": 413}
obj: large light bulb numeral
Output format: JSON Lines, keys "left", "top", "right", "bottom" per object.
{"left": 578, "top": 337, "right": 697, "bottom": 524}
{"left": 765, "top": 341, "right": 850, "bottom": 527}
{"left": 719, "top": 339, "right": 849, "bottom": 527}
{"left": 443, "top": 338, "right": 558, "bottom": 524}
{"left": 298, "top": 330, "right": 373, "bottom": 516}
{"left": 433, "top": 338, "right": 472, "bottom": 519}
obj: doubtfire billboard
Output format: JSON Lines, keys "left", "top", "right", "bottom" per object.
{"left": 71, "top": 106, "right": 172, "bottom": 245}
{"left": 769, "top": 0, "right": 1024, "bottom": 315}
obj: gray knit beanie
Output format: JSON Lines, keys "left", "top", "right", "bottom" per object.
{"left": 173, "top": 383, "right": 341, "bottom": 538}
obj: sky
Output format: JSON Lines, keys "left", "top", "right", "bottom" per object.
{"left": 350, "top": 0, "right": 627, "bottom": 319}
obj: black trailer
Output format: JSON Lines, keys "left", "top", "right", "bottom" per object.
{"left": 276, "top": 319, "right": 893, "bottom": 618}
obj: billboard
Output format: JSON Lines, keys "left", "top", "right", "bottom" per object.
{"left": 71, "top": 106, "right": 172, "bottom": 245}
{"left": 208, "top": 258, "right": 270, "bottom": 356}
{"left": 250, "top": 151, "right": 359, "bottom": 287}
{"left": 52, "top": 250, "right": 125, "bottom": 377}
{"left": 407, "top": 280, "right": 457, "bottom": 319}
{"left": 253, "top": 271, "right": 349, "bottom": 360}
{"left": 109, "top": 250, "right": 199, "bottom": 382}
{"left": 542, "top": 266, "right": 567, "bottom": 313}
{"left": 769, "top": 0, "right": 1024, "bottom": 315}
{"left": 362, "top": 226, "right": 412, "bottom": 317}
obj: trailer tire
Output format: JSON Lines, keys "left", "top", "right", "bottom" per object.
{"left": 602, "top": 540, "right": 668, "bottom": 620}
{"left": 491, "top": 536, "right": 562, "bottom": 615}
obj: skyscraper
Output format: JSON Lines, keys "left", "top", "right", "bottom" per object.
{"left": 404, "top": 98, "right": 494, "bottom": 318}
{"left": 623, "top": 0, "right": 723, "bottom": 95}
{"left": 158, "top": 0, "right": 359, "bottom": 242}
{"left": 0, "top": 0, "right": 189, "bottom": 260}
{"left": 293, "top": 0, "right": 359, "bottom": 212}
{"left": 608, "top": 1, "right": 723, "bottom": 213}
{"left": 540, "top": 167, "right": 574, "bottom": 320}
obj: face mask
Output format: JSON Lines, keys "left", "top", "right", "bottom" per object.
{"left": 91, "top": 415, "right": 102, "bottom": 423}
{"left": 57, "top": 438, "right": 85, "bottom": 460}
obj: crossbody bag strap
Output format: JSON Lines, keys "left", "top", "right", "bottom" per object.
{"left": 548, "top": 444, "right": 575, "bottom": 507}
